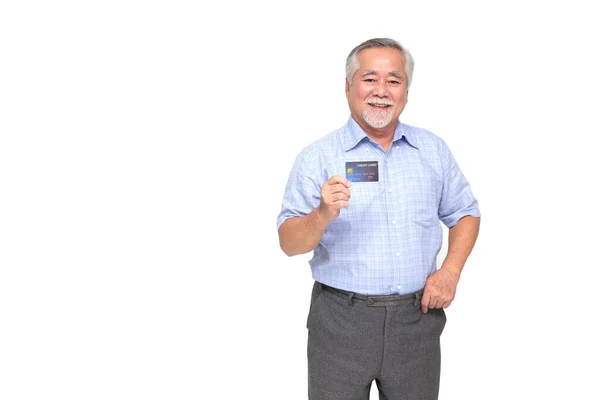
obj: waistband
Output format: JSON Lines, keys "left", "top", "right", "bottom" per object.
{"left": 320, "top": 283, "right": 424, "bottom": 307}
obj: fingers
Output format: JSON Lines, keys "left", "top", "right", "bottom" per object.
{"left": 421, "top": 270, "right": 457, "bottom": 312}
{"left": 318, "top": 176, "right": 352, "bottom": 220}
{"left": 322, "top": 189, "right": 350, "bottom": 206}
{"left": 421, "top": 292, "right": 430, "bottom": 313}
{"left": 327, "top": 176, "right": 352, "bottom": 189}
{"left": 321, "top": 176, "right": 351, "bottom": 208}
{"left": 331, "top": 200, "right": 349, "bottom": 209}
{"left": 326, "top": 176, "right": 351, "bottom": 199}
{"left": 329, "top": 184, "right": 351, "bottom": 199}
{"left": 421, "top": 289, "right": 452, "bottom": 313}
{"left": 431, "top": 299, "right": 444, "bottom": 309}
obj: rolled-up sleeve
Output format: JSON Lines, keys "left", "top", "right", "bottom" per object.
{"left": 276, "top": 146, "right": 323, "bottom": 230}
{"left": 438, "top": 140, "right": 480, "bottom": 228}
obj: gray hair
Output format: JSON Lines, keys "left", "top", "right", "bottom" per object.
{"left": 345, "top": 38, "right": 414, "bottom": 89}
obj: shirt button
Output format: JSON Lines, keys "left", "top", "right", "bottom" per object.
{"left": 388, "top": 188, "right": 392, "bottom": 192}
{"left": 397, "top": 285, "right": 402, "bottom": 290}
{"left": 392, "top": 220, "right": 396, "bottom": 224}
{"left": 396, "top": 146, "right": 399, "bottom": 150}
{"left": 396, "top": 252, "right": 400, "bottom": 256}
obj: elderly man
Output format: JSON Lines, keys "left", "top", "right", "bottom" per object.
{"left": 277, "top": 38, "right": 480, "bottom": 400}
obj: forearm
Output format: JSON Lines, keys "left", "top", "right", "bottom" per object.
{"left": 278, "top": 207, "right": 332, "bottom": 257}
{"left": 441, "top": 216, "right": 481, "bottom": 275}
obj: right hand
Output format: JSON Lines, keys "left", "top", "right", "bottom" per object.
{"left": 318, "top": 176, "right": 352, "bottom": 221}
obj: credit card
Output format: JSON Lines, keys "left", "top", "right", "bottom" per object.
{"left": 346, "top": 161, "right": 379, "bottom": 182}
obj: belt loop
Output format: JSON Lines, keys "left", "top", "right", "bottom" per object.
{"left": 413, "top": 292, "right": 419, "bottom": 307}
{"left": 348, "top": 292, "right": 355, "bottom": 306}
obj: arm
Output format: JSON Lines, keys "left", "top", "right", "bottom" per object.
{"left": 421, "top": 215, "right": 480, "bottom": 313}
{"left": 278, "top": 176, "right": 351, "bottom": 257}
{"left": 441, "top": 215, "right": 480, "bottom": 276}
{"left": 278, "top": 207, "right": 332, "bottom": 257}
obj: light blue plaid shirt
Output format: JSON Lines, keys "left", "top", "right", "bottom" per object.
{"left": 277, "top": 117, "right": 480, "bottom": 295}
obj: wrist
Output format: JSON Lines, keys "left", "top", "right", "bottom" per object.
{"left": 440, "top": 262, "right": 463, "bottom": 277}
{"left": 315, "top": 204, "right": 336, "bottom": 224}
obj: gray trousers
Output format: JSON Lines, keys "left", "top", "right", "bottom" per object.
{"left": 307, "top": 282, "right": 446, "bottom": 400}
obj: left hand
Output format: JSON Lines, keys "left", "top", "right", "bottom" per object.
{"left": 421, "top": 268, "right": 460, "bottom": 313}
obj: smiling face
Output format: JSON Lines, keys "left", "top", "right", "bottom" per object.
{"left": 346, "top": 47, "right": 409, "bottom": 134}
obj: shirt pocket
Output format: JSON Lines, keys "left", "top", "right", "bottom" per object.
{"left": 391, "top": 162, "right": 442, "bottom": 227}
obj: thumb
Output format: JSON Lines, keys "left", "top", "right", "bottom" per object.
{"left": 421, "top": 291, "right": 430, "bottom": 313}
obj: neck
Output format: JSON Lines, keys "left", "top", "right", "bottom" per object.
{"left": 353, "top": 116, "right": 398, "bottom": 152}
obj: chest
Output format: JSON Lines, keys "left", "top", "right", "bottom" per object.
{"left": 324, "top": 145, "right": 443, "bottom": 222}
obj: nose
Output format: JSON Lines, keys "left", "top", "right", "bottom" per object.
{"left": 372, "top": 80, "right": 388, "bottom": 97}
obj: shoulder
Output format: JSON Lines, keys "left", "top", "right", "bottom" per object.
{"left": 401, "top": 123, "right": 451, "bottom": 157}
{"left": 295, "top": 125, "right": 346, "bottom": 162}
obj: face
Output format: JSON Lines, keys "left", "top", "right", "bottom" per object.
{"left": 346, "top": 47, "right": 409, "bottom": 131}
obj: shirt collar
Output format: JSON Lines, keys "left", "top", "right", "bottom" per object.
{"left": 342, "top": 116, "right": 419, "bottom": 151}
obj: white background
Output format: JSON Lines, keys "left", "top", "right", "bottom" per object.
{"left": 1, "top": 1, "right": 599, "bottom": 399}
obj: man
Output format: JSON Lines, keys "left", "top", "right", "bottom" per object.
{"left": 277, "top": 38, "right": 480, "bottom": 400}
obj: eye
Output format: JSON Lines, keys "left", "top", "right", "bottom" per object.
{"left": 364, "top": 79, "right": 377, "bottom": 83}
{"left": 388, "top": 80, "right": 401, "bottom": 85}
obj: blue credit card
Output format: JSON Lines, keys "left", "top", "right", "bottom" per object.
{"left": 346, "top": 161, "right": 379, "bottom": 182}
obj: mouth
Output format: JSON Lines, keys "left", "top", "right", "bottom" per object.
{"left": 365, "top": 99, "right": 393, "bottom": 109}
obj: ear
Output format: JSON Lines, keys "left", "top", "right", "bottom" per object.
{"left": 345, "top": 79, "right": 350, "bottom": 95}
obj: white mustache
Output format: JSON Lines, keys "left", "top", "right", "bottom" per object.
{"left": 365, "top": 98, "right": 393, "bottom": 106}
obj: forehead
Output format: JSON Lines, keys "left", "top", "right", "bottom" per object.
{"left": 357, "top": 47, "right": 405, "bottom": 73}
